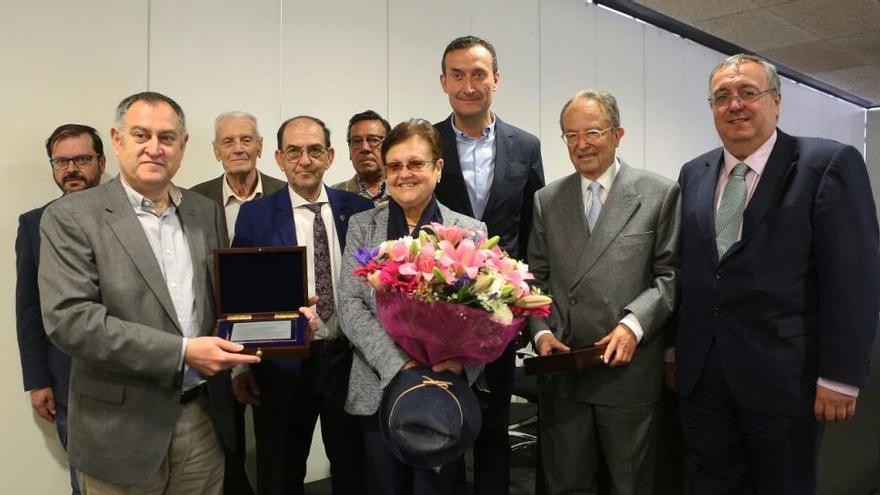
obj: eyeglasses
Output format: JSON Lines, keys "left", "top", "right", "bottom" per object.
{"left": 385, "top": 159, "right": 435, "bottom": 174}
{"left": 709, "top": 88, "right": 775, "bottom": 108}
{"left": 347, "top": 135, "right": 384, "bottom": 149}
{"left": 282, "top": 145, "right": 328, "bottom": 162}
{"left": 50, "top": 154, "right": 97, "bottom": 170}
{"left": 561, "top": 127, "right": 615, "bottom": 147}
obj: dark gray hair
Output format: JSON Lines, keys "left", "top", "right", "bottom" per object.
{"left": 115, "top": 91, "right": 186, "bottom": 134}
{"left": 708, "top": 54, "right": 781, "bottom": 98}
{"left": 559, "top": 88, "right": 621, "bottom": 131}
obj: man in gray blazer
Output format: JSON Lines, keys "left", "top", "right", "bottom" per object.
{"left": 190, "top": 111, "right": 287, "bottom": 245}
{"left": 529, "top": 89, "right": 680, "bottom": 495}
{"left": 39, "top": 92, "right": 260, "bottom": 493}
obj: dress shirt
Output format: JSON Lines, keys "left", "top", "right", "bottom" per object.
{"left": 533, "top": 158, "right": 645, "bottom": 346}
{"left": 451, "top": 115, "right": 496, "bottom": 220}
{"left": 709, "top": 131, "right": 857, "bottom": 398}
{"left": 120, "top": 178, "right": 202, "bottom": 391}
{"left": 222, "top": 172, "right": 266, "bottom": 242}
{"left": 355, "top": 176, "right": 389, "bottom": 205}
{"left": 289, "top": 185, "right": 341, "bottom": 340}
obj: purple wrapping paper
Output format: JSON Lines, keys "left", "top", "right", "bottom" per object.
{"left": 375, "top": 290, "right": 526, "bottom": 366}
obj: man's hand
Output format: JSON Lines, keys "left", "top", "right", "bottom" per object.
{"left": 536, "top": 333, "right": 571, "bottom": 357}
{"left": 30, "top": 387, "right": 56, "bottom": 423}
{"left": 300, "top": 295, "right": 320, "bottom": 340}
{"left": 595, "top": 324, "right": 637, "bottom": 367}
{"left": 814, "top": 384, "right": 857, "bottom": 422}
{"left": 185, "top": 337, "right": 261, "bottom": 376}
{"left": 232, "top": 370, "right": 262, "bottom": 406}
{"left": 432, "top": 359, "right": 464, "bottom": 375}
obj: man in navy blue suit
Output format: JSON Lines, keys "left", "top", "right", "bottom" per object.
{"left": 434, "top": 35, "right": 544, "bottom": 495}
{"left": 675, "top": 54, "right": 880, "bottom": 495}
{"left": 16, "top": 123, "right": 106, "bottom": 495}
{"left": 231, "top": 115, "right": 373, "bottom": 495}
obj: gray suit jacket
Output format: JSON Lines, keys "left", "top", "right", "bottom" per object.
{"left": 338, "top": 202, "right": 485, "bottom": 416}
{"left": 190, "top": 171, "right": 286, "bottom": 245}
{"left": 39, "top": 178, "right": 231, "bottom": 486}
{"left": 332, "top": 175, "right": 360, "bottom": 195}
{"left": 528, "top": 162, "right": 680, "bottom": 407}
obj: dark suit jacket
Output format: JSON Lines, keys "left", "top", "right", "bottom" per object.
{"left": 16, "top": 203, "right": 71, "bottom": 406}
{"left": 434, "top": 115, "right": 544, "bottom": 259}
{"left": 676, "top": 129, "right": 880, "bottom": 416}
{"left": 39, "top": 178, "right": 235, "bottom": 485}
{"left": 190, "top": 171, "right": 287, "bottom": 244}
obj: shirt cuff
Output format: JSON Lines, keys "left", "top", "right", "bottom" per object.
{"left": 178, "top": 338, "right": 187, "bottom": 371}
{"left": 533, "top": 330, "right": 553, "bottom": 346}
{"left": 619, "top": 313, "right": 644, "bottom": 343}
{"left": 817, "top": 377, "right": 859, "bottom": 398}
{"left": 664, "top": 347, "right": 675, "bottom": 363}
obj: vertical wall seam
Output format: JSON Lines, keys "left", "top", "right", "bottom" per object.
{"left": 146, "top": 0, "right": 151, "bottom": 89}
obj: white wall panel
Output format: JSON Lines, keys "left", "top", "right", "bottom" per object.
{"left": 680, "top": 40, "right": 723, "bottom": 162}
{"left": 1, "top": 2, "right": 149, "bottom": 493}
{"left": 149, "top": 0, "right": 283, "bottom": 187}
{"left": 644, "top": 27, "right": 689, "bottom": 181}
{"left": 539, "top": 0, "right": 598, "bottom": 183}
{"left": 281, "top": 0, "right": 389, "bottom": 186}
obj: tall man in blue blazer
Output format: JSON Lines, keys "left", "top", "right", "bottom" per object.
{"left": 434, "top": 35, "right": 544, "bottom": 495}
{"left": 232, "top": 115, "right": 373, "bottom": 495}
{"left": 16, "top": 123, "right": 106, "bottom": 495}
{"left": 676, "top": 54, "right": 880, "bottom": 495}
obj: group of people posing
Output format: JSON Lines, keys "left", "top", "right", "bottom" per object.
{"left": 16, "top": 35, "right": 879, "bottom": 495}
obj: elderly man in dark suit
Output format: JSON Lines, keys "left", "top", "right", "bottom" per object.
{"left": 433, "top": 35, "right": 544, "bottom": 495}
{"left": 675, "top": 54, "right": 880, "bottom": 495}
{"left": 16, "top": 123, "right": 106, "bottom": 495}
{"left": 529, "top": 89, "right": 680, "bottom": 495}
{"left": 231, "top": 115, "right": 372, "bottom": 495}
{"left": 39, "top": 92, "right": 263, "bottom": 494}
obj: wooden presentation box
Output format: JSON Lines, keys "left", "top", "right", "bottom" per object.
{"left": 214, "top": 246, "right": 310, "bottom": 359}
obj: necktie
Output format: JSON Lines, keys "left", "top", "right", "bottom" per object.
{"left": 304, "top": 203, "right": 334, "bottom": 321}
{"left": 587, "top": 181, "right": 603, "bottom": 232}
{"left": 715, "top": 162, "right": 749, "bottom": 258}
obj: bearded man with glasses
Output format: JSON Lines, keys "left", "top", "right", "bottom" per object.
{"left": 15, "top": 123, "right": 106, "bottom": 495}
{"left": 333, "top": 110, "right": 391, "bottom": 205}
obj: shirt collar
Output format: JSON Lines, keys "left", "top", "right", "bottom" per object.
{"left": 450, "top": 113, "right": 496, "bottom": 142}
{"left": 120, "top": 175, "right": 182, "bottom": 212}
{"left": 222, "top": 172, "right": 264, "bottom": 204}
{"left": 355, "top": 176, "right": 386, "bottom": 200}
{"left": 722, "top": 130, "right": 777, "bottom": 178}
{"left": 288, "top": 184, "right": 329, "bottom": 209}
{"left": 580, "top": 157, "right": 620, "bottom": 197}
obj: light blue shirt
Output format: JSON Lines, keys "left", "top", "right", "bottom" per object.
{"left": 451, "top": 116, "right": 496, "bottom": 220}
{"left": 121, "top": 178, "right": 203, "bottom": 391}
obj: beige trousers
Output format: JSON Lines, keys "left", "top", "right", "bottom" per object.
{"left": 78, "top": 393, "right": 224, "bottom": 495}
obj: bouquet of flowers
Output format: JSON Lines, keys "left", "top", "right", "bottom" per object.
{"left": 353, "top": 222, "right": 552, "bottom": 366}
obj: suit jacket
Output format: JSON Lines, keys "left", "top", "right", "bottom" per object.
{"left": 434, "top": 115, "right": 544, "bottom": 259}
{"left": 190, "top": 171, "right": 287, "bottom": 245}
{"left": 528, "top": 163, "right": 680, "bottom": 407}
{"left": 38, "top": 178, "right": 235, "bottom": 486}
{"left": 338, "top": 202, "right": 486, "bottom": 416}
{"left": 676, "top": 129, "right": 880, "bottom": 416}
{"left": 332, "top": 175, "right": 360, "bottom": 195}
{"left": 16, "top": 203, "right": 71, "bottom": 406}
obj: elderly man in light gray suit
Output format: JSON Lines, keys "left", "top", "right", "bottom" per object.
{"left": 39, "top": 92, "right": 262, "bottom": 494}
{"left": 529, "top": 89, "right": 680, "bottom": 495}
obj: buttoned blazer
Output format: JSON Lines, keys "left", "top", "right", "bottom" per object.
{"left": 338, "top": 202, "right": 486, "bottom": 416}
{"left": 434, "top": 115, "right": 544, "bottom": 259}
{"left": 16, "top": 203, "right": 71, "bottom": 406}
{"left": 676, "top": 129, "right": 880, "bottom": 415}
{"left": 38, "top": 178, "right": 234, "bottom": 486}
{"left": 190, "top": 172, "right": 287, "bottom": 245}
{"left": 528, "top": 162, "right": 680, "bottom": 407}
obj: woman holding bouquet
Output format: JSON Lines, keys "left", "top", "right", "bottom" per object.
{"left": 338, "top": 119, "right": 485, "bottom": 495}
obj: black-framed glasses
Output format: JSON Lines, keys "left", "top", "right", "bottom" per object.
{"left": 709, "top": 87, "right": 775, "bottom": 108}
{"left": 561, "top": 127, "right": 615, "bottom": 147}
{"left": 347, "top": 135, "right": 384, "bottom": 148}
{"left": 385, "top": 159, "right": 435, "bottom": 174}
{"left": 50, "top": 154, "right": 97, "bottom": 170}
{"left": 282, "top": 145, "right": 327, "bottom": 162}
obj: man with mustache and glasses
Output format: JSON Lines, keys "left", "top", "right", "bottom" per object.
{"left": 232, "top": 116, "right": 372, "bottom": 495}
{"left": 15, "top": 123, "right": 106, "bottom": 495}
{"left": 434, "top": 35, "right": 545, "bottom": 495}
{"left": 333, "top": 110, "right": 391, "bottom": 206}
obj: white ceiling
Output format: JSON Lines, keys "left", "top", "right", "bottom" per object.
{"left": 632, "top": 0, "right": 880, "bottom": 106}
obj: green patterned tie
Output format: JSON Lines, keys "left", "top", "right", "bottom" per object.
{"left": 715, "top": 162, "right": 749, "bottom": 258}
